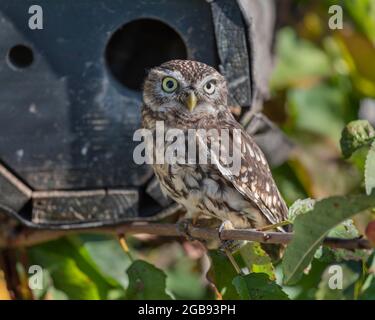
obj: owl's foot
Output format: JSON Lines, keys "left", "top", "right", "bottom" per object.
{"left": 217, "top": 220, "right": 244, "bottom": 252}
{"left": 177, "top": 218, "right": 201, "bottom": 242}
{"left": 218, "top": 220, "right": 235, "bottom": 251}
{"left": 219, "top": 239, "right": 246, "bottom": 253}
{"left": 217, "top": 220, "right": 243, "bottom": 274}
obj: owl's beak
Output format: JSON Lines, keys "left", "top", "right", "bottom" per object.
{"left": 185, "top": 92, "right": 197, "bottom": 112}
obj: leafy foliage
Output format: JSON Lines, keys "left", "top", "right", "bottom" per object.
{"left": 287, "top": 198, "right": 316, "bottom": 222}
{"left": 28, "top": 237, "right": 123, "bottom": 299}
{"left": 126, "top": 260, "right": 172, "bottom": 300}
{"left": 340, "top": 120, "right": 375, "bottom": 158}
{"left": 239, "top": 242, "right": 275, "bottom": 280}
{"left": 283, "top": 193, "right": 375, "bottom": 285}
{"left": 207, "top": 250, "right": 240, "bottom": 300}
{"left": 233, "top": 273, "right": 289, "bottom": 300}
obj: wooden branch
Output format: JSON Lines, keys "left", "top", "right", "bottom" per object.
{"left": 0, "top": 222, "right": 372, "bottom": 250}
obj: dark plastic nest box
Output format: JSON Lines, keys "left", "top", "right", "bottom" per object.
{"left": 0, "top": 0, "right": 288, "bottom": 230}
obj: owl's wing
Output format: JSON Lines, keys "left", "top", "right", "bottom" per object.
{"left": 198, "top": 113, "right": 288, "bottom": 227}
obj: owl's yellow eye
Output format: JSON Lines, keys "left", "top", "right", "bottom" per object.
{"left": 203, "top": 80, "right": 216, "bottom": 94}
{"left": 162, "top": 77, "right": 178, "bottom": 93}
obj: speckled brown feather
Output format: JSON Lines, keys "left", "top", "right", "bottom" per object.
{"left": 159, "top": 60, "right": 219, "bottom": 83}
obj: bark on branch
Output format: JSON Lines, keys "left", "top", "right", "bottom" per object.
{"left": 0, "top": 222, "right": 372, "bottom": 250}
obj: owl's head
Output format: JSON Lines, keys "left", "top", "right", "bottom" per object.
{"left": 143, "top": 60, "right": 228, "bottom": 115}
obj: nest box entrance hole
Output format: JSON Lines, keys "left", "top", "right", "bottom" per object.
{"left": 105, "top": 18, "right": 188, "bottom": 91}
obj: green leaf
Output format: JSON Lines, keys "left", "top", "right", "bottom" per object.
{"left": 360, "top": 275, "right": 375, "bottom": 300}
{"left": 340, "top": 120, "right": 375, "bottom": 158}
{"left": 360, "top": 254, "right": 375, "bottom": 300}
{"left": 239, "top": 242, "right": 275, "bottom": 280}
{"left": 126, "top": 260, "right": 172, "bottom": 300}
{"left": 233, "top": 273, "right": 289, "bottom": 300}
{"left": 315, "top": 219, "right": 367, "bottom": 262}
{"left": 28, "top": 237, "right": 121, "bottom": 299}
{"left": 316, "top": 263, "right": 360, "bottom": 300}
{"left": 365, "top": 140, "right": 375, "bottom": 195}
{"left": 292, "top": 257, "right": 334, "bottom": 300}
{"left": 327, "top": 219, "right": 370, "bottom": 260}
{"left": 79, "top": 234, "right": 132, "bottom": 289}
{"left": 29, "top": 247, "right": 100, "bottom": 299}
{"left": 166, "top": 256, "right": 207, "bottom": 300}
{"left": 349, "top": 146, "right": 370, "bottom": 174}
{"left": 288, "top": 198, "right": 316, "bottom": 222}
{"left": 328, "top": 219, "right": 360, "bottom": 239}
{"left": 207, "top": 250, "right": 240, "bottom": 300}
{"left": 282, "top": 192, "right": 375, "bottom": 285}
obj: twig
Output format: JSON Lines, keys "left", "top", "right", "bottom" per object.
{"left": 0, "top": 249, "right": 23, "bottom": 299}
{"left": 0, "top": 222, "right": 372, "bottom": 250}
{"left": 118, "top": 234, "right": 134, "bottom": 262}
{"left": 224, "top": 248, "right": 242, "bottom": 274}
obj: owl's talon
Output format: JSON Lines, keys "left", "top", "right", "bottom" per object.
{"left": 218, "top": 220, "right": 235, "bottom": 239}
{"left": 217, "top": 220, "right": 244, "bottom": 253}
{"left": 219, "top": 239, "right": 246, "bottom": 253}
{"left": 218, "top": 220, "right": 234, "bottom": 252}
{"left": 263, "top": 233, "right": 271, "bottom": 241}
{"left": 177, "top": 219, "right": 198, "bottom": 242}
{"left": 216, "top": 220, "right": 243, "bottom": 274}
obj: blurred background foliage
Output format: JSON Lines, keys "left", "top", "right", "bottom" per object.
{"left": 269, "top": 0, "right": 375, "bottom": 204}
{"left": 1, "top": 0, "right": 375, "bottom": 300}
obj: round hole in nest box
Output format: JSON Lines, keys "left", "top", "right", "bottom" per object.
{"left": 7, "top": 44, "right": 34, "bottom": 69}
{"left": 105, "top": 18, "right": 187, "bottom": 91}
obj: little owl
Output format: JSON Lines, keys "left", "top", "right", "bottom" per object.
{"left": 141, "top": 60, "right": 288, "bottom": 235}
